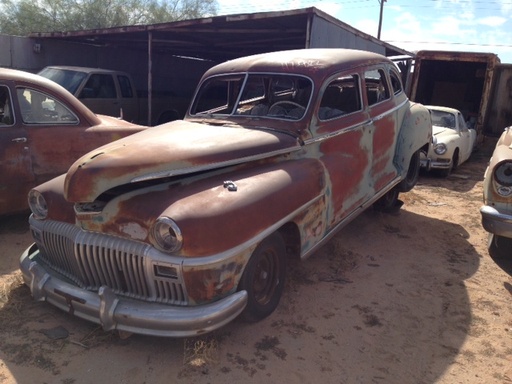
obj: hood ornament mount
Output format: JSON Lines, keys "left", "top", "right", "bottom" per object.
{"left": 223, "top": 180, "right": 238, "bottom": 192}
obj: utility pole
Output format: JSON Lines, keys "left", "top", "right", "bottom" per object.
{"left": 378, "top": 0, "right": 386, "bottom": 39}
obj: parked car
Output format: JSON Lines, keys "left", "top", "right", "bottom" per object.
{"left": 420, "top": 106, "right": 476, "bottom": 176}
{"left": 38, "top": 66, "right": 189, "bottom": 125}
{"left": 481, "top": 126, "right": 512, "bottom": 259}
{"left": 0, "top": 68, "right": 147, "bottom": 216}
{"left": 20, "top": 49, "right": 431, "bottom": 337}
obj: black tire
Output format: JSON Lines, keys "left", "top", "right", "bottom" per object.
{"left": 373, "top": 187, "right": 401, "bottom": 212}
{"left": 398, "top": 150, "right": 421, "bottom": 192}
{"left": 238, "top": 232, "right": 286, "bottom": 322}
{"left": 439, "top": 149, "right": 459, "bottom": 178}
{"left": 488, "top": 233, "right": 512, "bottom": 260}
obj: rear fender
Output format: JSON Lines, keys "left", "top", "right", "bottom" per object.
{"left": 394, "top": 102, "right": 432, "bottom": 177}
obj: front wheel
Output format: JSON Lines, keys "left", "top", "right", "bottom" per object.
{"left": 488, "top": 233, "right": 512, "bottom": 260}
{"left": 238, "top": 232, "right": 287, "bottom": 322}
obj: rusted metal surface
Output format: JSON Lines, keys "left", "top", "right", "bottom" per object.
{"left": 409, "top": 50, "right": 500, "bottom": 139}
{"left": 28, "top": 8, "right": 412, "bottom": 63}
{"left": 487, "top": 64, "right": 512, "bottom": 136}
{"left": 20, "top": 48, "right": 432, "bottom": 336}
{"left": 0, "top": 68, "right": 146, "bottom": 215}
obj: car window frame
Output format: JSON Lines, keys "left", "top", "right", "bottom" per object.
{"left": 16, "top": 86, "right": 80, "bottom": 126}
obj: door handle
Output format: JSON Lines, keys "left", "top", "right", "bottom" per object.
{"left": 12, "top": 137, "right": 27, "bottom": 143}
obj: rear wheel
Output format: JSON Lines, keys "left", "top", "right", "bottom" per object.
{"left": 238, "top": 232, "right": 286, "bottom": 322}
{"left": 373, "top": 187, "right": 401, "bottom": 212}
{"left": 398, "top": 150, "right": 421, "bottom": 192}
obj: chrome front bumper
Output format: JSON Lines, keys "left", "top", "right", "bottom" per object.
{"left": 420, "top": 158, "right": 450, "bottom": 170}
{"left": 20, "top": 243, "right": 248, "bottom": 337}
{"left": 480, "top": 205, "right": 512, "bottom": 239}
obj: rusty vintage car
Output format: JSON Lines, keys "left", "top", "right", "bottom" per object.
{"left": 0, "top": 68, "right": 146, "bottom": 215}
{"left": 481, "top": 126, "right": 512, "bottom": 259}
{"left": 20, "top": 49, "right": 432, "bottom": 337}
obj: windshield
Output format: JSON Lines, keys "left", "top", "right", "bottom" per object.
{"left": 38, "top": 68, "right": 88, "bottom": 95}
{"left": 430, "top": 109, "right": 456, "bottom": 129}
{"left": 190, "top": 73, "right": 312, "bottom": 120}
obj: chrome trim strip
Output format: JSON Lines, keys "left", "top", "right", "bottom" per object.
{"left": 304, "top": 98, "right": 408, "bottom": 146}
{"left": 304, "top": 120, "right": 372, "bottom": 145}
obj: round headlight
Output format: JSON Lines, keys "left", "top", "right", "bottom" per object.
{"left": 151, "top": 217, "right": 183, "bottom": 253}
{"left": 28, "top": 190, "right": 48, "bottom": 220}
{"left": 434, "top": 143, "right": 447, "bottom": 155}
{"left": 494, "top": 161, "right": 512, "bottom": 187}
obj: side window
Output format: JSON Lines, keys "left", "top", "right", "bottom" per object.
{"left": 79, "top": 74, "right": 116, "bottom": 99}
{"left": 118, "top": 75, "right": 133, "bottom": 98}
{"left": 16, "top": 88, "right": 79, "bottom": 124}
{"left": 389, "top": 69, "right": 403, "bottom": 95}
{"left": 191, "top": 76, "right": 245, "bottom": 115}
{"left": 319, "top": 74, "right": 361, "bottom": 120}
{"left": 458, "top": 113, "right": 468, "bottom": 132}
{"left": 364, "top": 69, "right": 390, "bottom": 106}
{"left": 0, "top": 85, "right": 14, "bottom": 125}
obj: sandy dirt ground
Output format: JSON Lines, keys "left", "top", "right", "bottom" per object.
{"left": 0, "top": 137, "right": 511, "bottom": 384}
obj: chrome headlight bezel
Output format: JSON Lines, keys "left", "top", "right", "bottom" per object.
{"left": 493, "top": 160, "right": 512, "bottom": 187}
{"left": 28, "top": 190, "right": 48, "bottom": 220}
{"left": 150, "top": 217, "right": 183, "bottom": 253}
{"left": 434, "top": 143, "right": 447, "bottom": 155}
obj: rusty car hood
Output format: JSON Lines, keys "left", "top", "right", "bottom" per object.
{"left": 64, "top": 119, "right": 302, "bottom": 202}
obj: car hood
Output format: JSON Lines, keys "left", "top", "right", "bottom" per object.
{"left": 432, "top": 126, "right": 453, "bottom": 136}
{"left": 64, "top": 119, "right": 302, "bottom": 202}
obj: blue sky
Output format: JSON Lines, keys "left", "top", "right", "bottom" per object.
{"left": 216, "top": 0, "right": 512, "bottom": 64}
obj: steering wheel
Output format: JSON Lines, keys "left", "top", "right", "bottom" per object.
{"left": 268, "top": 101, "right": 306, "bottom": 117}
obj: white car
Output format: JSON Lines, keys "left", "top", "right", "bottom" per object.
{"left": 421, "top": 106, "right": 477, "bottom": 176}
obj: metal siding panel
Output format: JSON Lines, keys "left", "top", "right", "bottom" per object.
{"left": 487, "top": 65, "right": 512, "bottom": 135}
{"left": 309, "top": 16, "right": 385, "bottom": 55}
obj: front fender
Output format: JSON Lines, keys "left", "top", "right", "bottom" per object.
{"left": 166, "top": 158, "right": 326, "bottom": 257}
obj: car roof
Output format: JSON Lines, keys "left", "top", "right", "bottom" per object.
{"left": 0, "top": 67, "right": 101, "bottom": 125}
{"left": 202, "top": 48, "right": 394, "bottom": 79}
{"left": 425, "top": 105, "right": 461, "bottom": 114}
{"left": 42, "top": 66, "right": 129, "bottom": 76}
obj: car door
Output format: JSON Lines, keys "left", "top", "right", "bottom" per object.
{"left": 364, "top": 67, "right": 400, "bottom": 192}
{"left": 457, "top": 112, "right": 473, "bottom": 163}
{"left": 15, "top": 86, "right": 89, "bottom": 182}
{"left": 0, "top": 83, "right": 34, "bottom": 214}
{"left": 315, "top": 73, "right": 374, "bottom": 228}
{"left": 116, "top": 74, "right": 139, "bottom": 123}
{"left": 77, "top": 73, "right": 121, "bottom": 118}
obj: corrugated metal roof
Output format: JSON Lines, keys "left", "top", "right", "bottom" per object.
{"left": 28, "top": 7, "right": 412, "bottom": 62}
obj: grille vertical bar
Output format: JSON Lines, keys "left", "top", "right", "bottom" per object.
{"left": 34, "top": 220, "right": 186, "bottom": 304}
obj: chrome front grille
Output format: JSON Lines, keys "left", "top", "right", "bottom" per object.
{"left": 32, "top": 219, "right": 187, "bottom": 305}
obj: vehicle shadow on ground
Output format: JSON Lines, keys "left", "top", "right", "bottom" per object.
{"left": 418, "top": 149, "right": 489, "bottom": 193}
{"left": 0, "top": 207, "right": 480, "bottom": 384}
